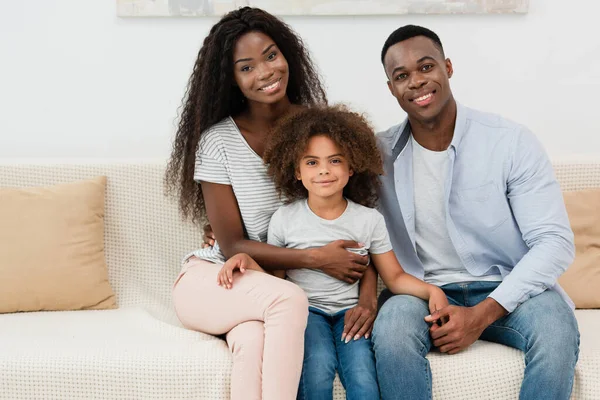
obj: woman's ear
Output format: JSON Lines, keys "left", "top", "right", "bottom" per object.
{"left": 295, "top": 169, "right": 302, "bottom": 180}
{"left": 349, "top": 168, "right": 354, "bottom": 177}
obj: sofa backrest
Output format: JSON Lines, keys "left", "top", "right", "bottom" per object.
{"left": 0, "top": 164, "right": 199, "bottom": 323}
{"left": 1, "top": 160, "right": 599, "bottom": 321}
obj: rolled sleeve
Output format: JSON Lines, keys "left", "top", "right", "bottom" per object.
{"left": 194, "top": 151, "right": 230, "bottom": 185}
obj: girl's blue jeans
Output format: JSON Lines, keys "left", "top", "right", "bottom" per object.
{"left": 297, "top": 306, "right": 380, "bottom": 400}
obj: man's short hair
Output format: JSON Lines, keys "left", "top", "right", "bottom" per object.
{"left": 381, "top": 25, "right": 445, "bottom": 64}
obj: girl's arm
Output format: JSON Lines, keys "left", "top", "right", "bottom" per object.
{"left": 370, "top": 251, "right": 444, "bottom": 302}
{"left": 201, "top": 181, "right": 367, "bottom": 283}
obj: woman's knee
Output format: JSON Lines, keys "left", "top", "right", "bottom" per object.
{"left": 227, "top": 321, "right": 265, "bottom": 359}
{"left": 274, "top": 280, "right": 309, "bottom": 322}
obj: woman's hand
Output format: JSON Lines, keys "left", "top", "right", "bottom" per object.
{"left": 217, "top": 253, "right": 264, "bottom": 289}
{"left": 342, "top": 297, "right": 377, "bottom": 343}
{"left": 315, "top": 240, "right": 369, "bottom": 283}
{"left": 202, "top": 223, "right": 216, "bottom": 248}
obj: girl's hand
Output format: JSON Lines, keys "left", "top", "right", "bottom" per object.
{"left": 202, "top": 223, "right": 216, "bottom": 248}
{"left": 428, "top": 287, "right": 449, "bottom": 325}
{"left": 217, "top": 253, "right": 263, "bottom": 289}
{"left": 341, "top": 298, "right": 377, "bottom": 343}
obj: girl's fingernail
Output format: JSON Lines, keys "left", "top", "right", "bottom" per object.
{"left": 341, "top": 334, "right": 346, "bottom": 342}
{"left": 365, "top": 333, "right": 370, "bottom": 339}
{"left": 345, "top": 337, "right": 350, "bottom": 344}
{"left": 354, "top": 335, "right": 360, "bottom": 341}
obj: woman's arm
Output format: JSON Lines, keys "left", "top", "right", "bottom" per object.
{"left": 341, "top": 263, "right": 378, "bottom": 342}
{"left": 201, "top": 181, "right": 368, "bottom": 283}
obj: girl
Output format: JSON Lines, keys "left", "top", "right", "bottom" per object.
{"left": 166, "top": 7, "right": 372, "bottom": 400}
{"left": 219, "top": 105, "right": 448, "bottom": 399}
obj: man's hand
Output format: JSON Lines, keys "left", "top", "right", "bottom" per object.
{"left": 202, "top": 223, "right": 216, "bottom": 248}
{"left": 342, "top": 297, "right": 377, "bottom": 343}
{"left": 314, "top": 240, "right": 369, "bottom": 284}
{"left": 425, "top": 298, "right": 507, "bottom": 354}
{"left": 217, "top": 253, "right": 264, "bottom": 289}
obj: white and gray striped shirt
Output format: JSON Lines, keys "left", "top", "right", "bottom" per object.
{"left": 183, "top": 117, "right": 283, "bottom": 265}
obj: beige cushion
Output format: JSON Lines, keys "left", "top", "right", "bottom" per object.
{"left": 0, "top": 177, "right": 116, "bottom": 313}
{"left": 559, "top": 189, "right": 600, "bottom": 309}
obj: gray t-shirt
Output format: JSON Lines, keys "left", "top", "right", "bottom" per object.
{"left": 267, "top": 199, "right": 393, "bottom": 314}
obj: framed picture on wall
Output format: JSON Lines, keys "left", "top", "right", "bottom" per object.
{"left": 117, "top": 0, "right": 529, "bottom": 17}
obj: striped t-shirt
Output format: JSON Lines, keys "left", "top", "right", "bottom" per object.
{"left": 182, "top": 116, "right": 283, "bottom": 265}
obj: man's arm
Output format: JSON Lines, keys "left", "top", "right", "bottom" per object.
{"left": 488, "top": 127, "right": 575, "bottom": 312}
{"left": 427, "top": 127, "right": 574, "bottom": 354}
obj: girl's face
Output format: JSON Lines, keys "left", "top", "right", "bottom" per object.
{"left": 232, "top": 31, "right": 290, "bottom": 107}
{"left": 296, "top": 135, "right": 353, "bottom": 202}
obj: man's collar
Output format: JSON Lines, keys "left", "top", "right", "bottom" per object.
{"left": 392, "top": 102, "right": 467, "bottom": 158}
{"left": 449, "top": 102, "right": 467, "bottom": 154}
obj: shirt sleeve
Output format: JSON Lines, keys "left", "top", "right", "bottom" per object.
{"left": 267, "top": 207, "right": 286, "bottom": 248}
{"left": 193, "top": 134, "right": 230, "bottom": 185}
{"left": 488, "top": 127, "right": 575, "bottom": 313}
{"left": 369, "top": 210, "right": 393, "bottom": 254}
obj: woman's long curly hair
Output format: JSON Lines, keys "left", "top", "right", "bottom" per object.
{"left": 263, "top": 105, "right": 383, "bottom": 208}
{"left": 165, "top": 7, "right": 327, "bottom": 224}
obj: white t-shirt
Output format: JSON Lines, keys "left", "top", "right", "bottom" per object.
{"left": 412, "top": 136, "right": 502, "bottom": 286}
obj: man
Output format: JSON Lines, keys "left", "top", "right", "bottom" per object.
{"left": 372, "top": 25, "right": 580, "bottom": 400}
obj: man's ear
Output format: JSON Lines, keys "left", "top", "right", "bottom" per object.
{"left": 446, "top": 58, "right": 454, "bottom": 79}
{"left": 387, "top": 80, "right": 394, "bottom": 96}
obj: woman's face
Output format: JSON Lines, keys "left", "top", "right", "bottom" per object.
{"left": 232, "top": 31, "right": 290, "bottom": 106}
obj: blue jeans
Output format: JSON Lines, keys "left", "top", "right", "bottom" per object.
{"left": 372, "top": 281, "right": 580, "bottom": 400}
{"left": 297, "top": 307, "right": 380, "bottom": 400}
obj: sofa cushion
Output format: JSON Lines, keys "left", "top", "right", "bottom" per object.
{"left": 559, "top": 189, "right": 600, "bottom": 309}
{"left": 0, "top": 177, "right": 116, "bottom": 313}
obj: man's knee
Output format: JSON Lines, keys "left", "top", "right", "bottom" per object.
{"left": 374, "top": 295, "right": 429, "bottom": 336}
{"left": 522, "top": 292, "right": 580, "bottom": 364}
{"left": 372, "top": 294, "right": 430, "bottom": 351}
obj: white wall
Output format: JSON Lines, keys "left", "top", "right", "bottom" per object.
{"left": 1, "top": 0, "right": 599, "bottom": 160}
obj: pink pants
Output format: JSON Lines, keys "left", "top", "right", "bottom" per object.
{"left": 172, "top": 257, "right": 309, "bottom": 400}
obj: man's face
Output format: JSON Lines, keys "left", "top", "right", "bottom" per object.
{"left": 383, "top": 36, "right": 454, "bottom": 123}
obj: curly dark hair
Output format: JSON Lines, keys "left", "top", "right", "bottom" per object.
{"left": 164, "top": 7, "right": 327, "bottom": 224}
{"left": 263, "top": 105, "right": 383, "bottom": 208}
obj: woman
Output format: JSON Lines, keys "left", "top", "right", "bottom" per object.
{"left": 165, "top": 7, "right": 371, "bottom": 400}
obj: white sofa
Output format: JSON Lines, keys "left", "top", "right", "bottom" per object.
{"left": 0, "top": 162, "right": 598, "bottom": 400}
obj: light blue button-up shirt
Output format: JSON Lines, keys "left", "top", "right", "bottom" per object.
{"left": 376, "top": 103, "right": 575, "bottom": 312}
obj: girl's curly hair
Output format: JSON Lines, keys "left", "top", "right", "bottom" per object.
{"left": 164, "top": 7, "right": 327, "bottom": 224}
{"left": 263, "top": 105, "right": 384, "bottom": 208}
